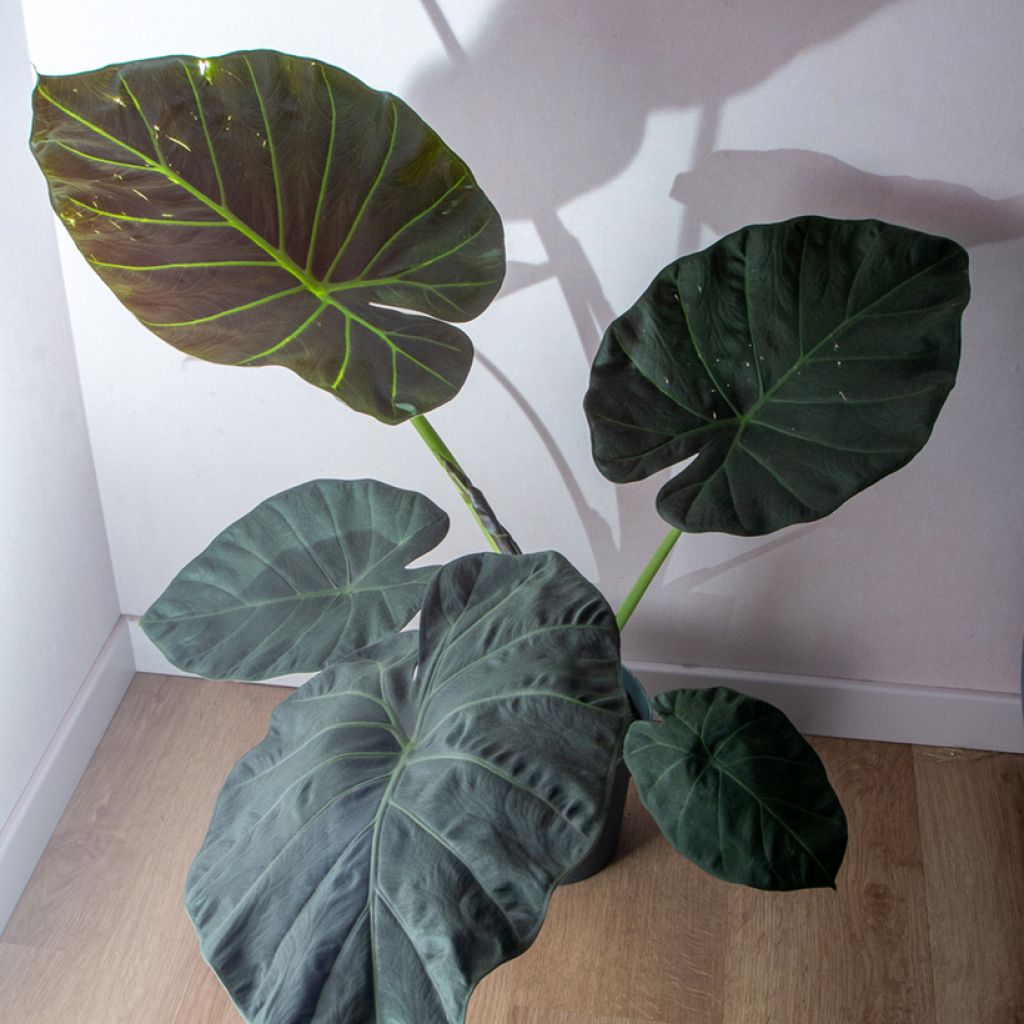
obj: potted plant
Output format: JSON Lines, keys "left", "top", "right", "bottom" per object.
{"left": 30, "top": 48, "right": 969, "bottom": 1024}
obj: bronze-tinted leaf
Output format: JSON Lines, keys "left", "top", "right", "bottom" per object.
{"left": 31, "top": 50, "right": 505, "bottom": 423}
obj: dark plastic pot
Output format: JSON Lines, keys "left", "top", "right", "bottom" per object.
{"left": 561, "top": 667, "right": 652, "bottom": 885}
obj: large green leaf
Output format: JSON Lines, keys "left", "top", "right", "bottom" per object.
{"left": 624, "top": 687, "right": 846, "bottom": 890}
{"left": 185, "top": 551, "right": 628, "bottom": 1023}
{"left": 31, "top": 49, "right": 505, "bottom": 424}
{"left": 585, "top": 217, "right": 969, "bottom": 535}
{"left": 141, "top": 478, "right": 448, "bottom": 680}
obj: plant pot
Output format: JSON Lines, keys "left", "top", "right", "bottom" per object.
{"left": 561, "top": 667, "right": 652, "bottom": 885}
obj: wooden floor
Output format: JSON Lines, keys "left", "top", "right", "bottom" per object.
{"left": 1, "top": 674, "right": 1022, "bottom": 1024}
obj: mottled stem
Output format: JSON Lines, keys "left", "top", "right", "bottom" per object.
{"left": 410, "top": 415, "right": 521, "bottom": 555}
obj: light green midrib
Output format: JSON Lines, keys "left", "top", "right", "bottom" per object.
{"left": 242, "top": 55, "right": 285, "bottom": 250}
{"left": 37, "top": 83, "right": 477, "bottom": 390}
{"left": 39, "top": 86, "right": 320, "bottom": 286}
{"left": 360, "top": 170, "right": 468, "bottom": 279}
{"left": 305, "top": 64, "right": 337, "bottom": 273}
{"left": 89, "top": 258, "right": 278, "bottom": 271}
{"left": 325, "top": 96, "right": 399, "bottom": 284}
{"left": 49, "top": 113, "right": 486, "bottom": 303}
{"left": 182, "top": 61, "right": 227, "bottom": 205}
{"left": 84, "top": 253, "right": 496, "bottom": 297}
{"left": 141, "top": 285, "right": 306, "bottom": 327}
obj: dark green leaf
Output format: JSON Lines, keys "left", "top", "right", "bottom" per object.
{"left": 624, "top": 687, "right": 846, "bottom": 890}
{"left": 585, "top": 217, "right": 969, "bottom": 535}
{"left": 185, "top": 551, "right": 628, "bottom": 1023}
{"left": 31, "top": 49, "right": 505, "bottom": 423}
{"left": 141, "top": 478, "right": 448, "bottom": 680}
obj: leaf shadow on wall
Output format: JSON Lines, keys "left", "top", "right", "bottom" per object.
{"left": 411, "top": 0, "right": 900, "bottom": 348}
{"left": 670, "top": 150, "right": 1024, "bottom": 248}
{"left": 407, "top": 0, "right": 1018, "bottom": 656}
{"left": 648, "top": 154, "right": 1024, "bottom": 673}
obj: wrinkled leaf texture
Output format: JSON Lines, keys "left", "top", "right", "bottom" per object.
{"left": 31, "top": 49, "right": 505, "bottom": 423}
{"left": 185, "top": 551, "right": 629, "bottom": 1023}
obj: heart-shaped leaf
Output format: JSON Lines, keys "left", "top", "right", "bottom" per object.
{"left": 624, "top": 687, "right": 846, "bottom": 890}
{"left": 185, "top": 551, "right": 628, "bottom": 1023}
{"left": 585, "top": 217, "right": 969, "bottom": 535}
{"left": 31, "top": 49, "right": 505, "bottom": 423}
{"left": 141, "top": 478, "right": 448, "bottom": 680}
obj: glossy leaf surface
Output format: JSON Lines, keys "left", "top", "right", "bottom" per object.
{"left": 31, "top": 49, "right": 505, "bottom": 423}
{"left": 185, "top": 551, "right": 628, "bottom": 1023}
{"left": 141, "top": 479, "right": 448, "bottom": 680}
{"left": 585, "top": 217, "right": 969, "bottom": 535}
{"left": 625, "top": 687, "right": 846, "bottom": 890}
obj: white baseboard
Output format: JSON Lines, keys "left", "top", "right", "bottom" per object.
{"left": 128, "top": 617, "right": 312, "bottom": 688}
{"left": 629, "top": 660, "right": 1024, "bottom": 754}
{"left": 0, "top": 617, "right": 136, "bottom": 933}
{"left": 3, "top": 618, "right": 1011, "bottom": 939}
{"left": 131, "top": 615, "right": 1022, "bottom": 753}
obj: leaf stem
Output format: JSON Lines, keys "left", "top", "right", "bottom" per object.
{"left": 409, "top": 415, "right": 520, "bottom": 555}
{"left": 616, "top": 527, "right": 682, "bottom": 630}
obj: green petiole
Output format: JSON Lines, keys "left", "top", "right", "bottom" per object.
{"left": 616, "top": 527, "right": 682, "bottom": 631}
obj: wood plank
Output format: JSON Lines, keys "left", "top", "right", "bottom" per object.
{"left": 1, "top": 674, "right": 1021, "bottom": 1024}
{"left": 0, "top": 674, "right": 284, "bottom": 1023}
{"left": 914, "top": 745, "right": 1024, "bottom": 1024}
{"left": 721, "top": 737, "right": 936, "bottom": 1024}
{"left": 468, "top": 785, "right": 726, "bottom": 1024}
{"left": 506, "top": 1010, "right": 672, "bottom": 1024}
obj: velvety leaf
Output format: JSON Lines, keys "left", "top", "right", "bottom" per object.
{"left": 31, "top": 49, "right": 505, "bottom": 423}
{"left": 585, "top": 217, "right": 969, "bottom": 535}
{"left": 624, "top": 687, "right": 846, "bottom": 890}
{"left": 141, "top": 478, "right": 448, "bottom": 680}
{"left": 185, "top": 551, "right": 628, "bottom": 1023}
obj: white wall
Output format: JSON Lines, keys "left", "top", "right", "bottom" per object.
{"left": 0, "top": 0, "right": 128, "bottom": 924}
{"left": 19, "top": 1, "right": 1024, "bottom": 707}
